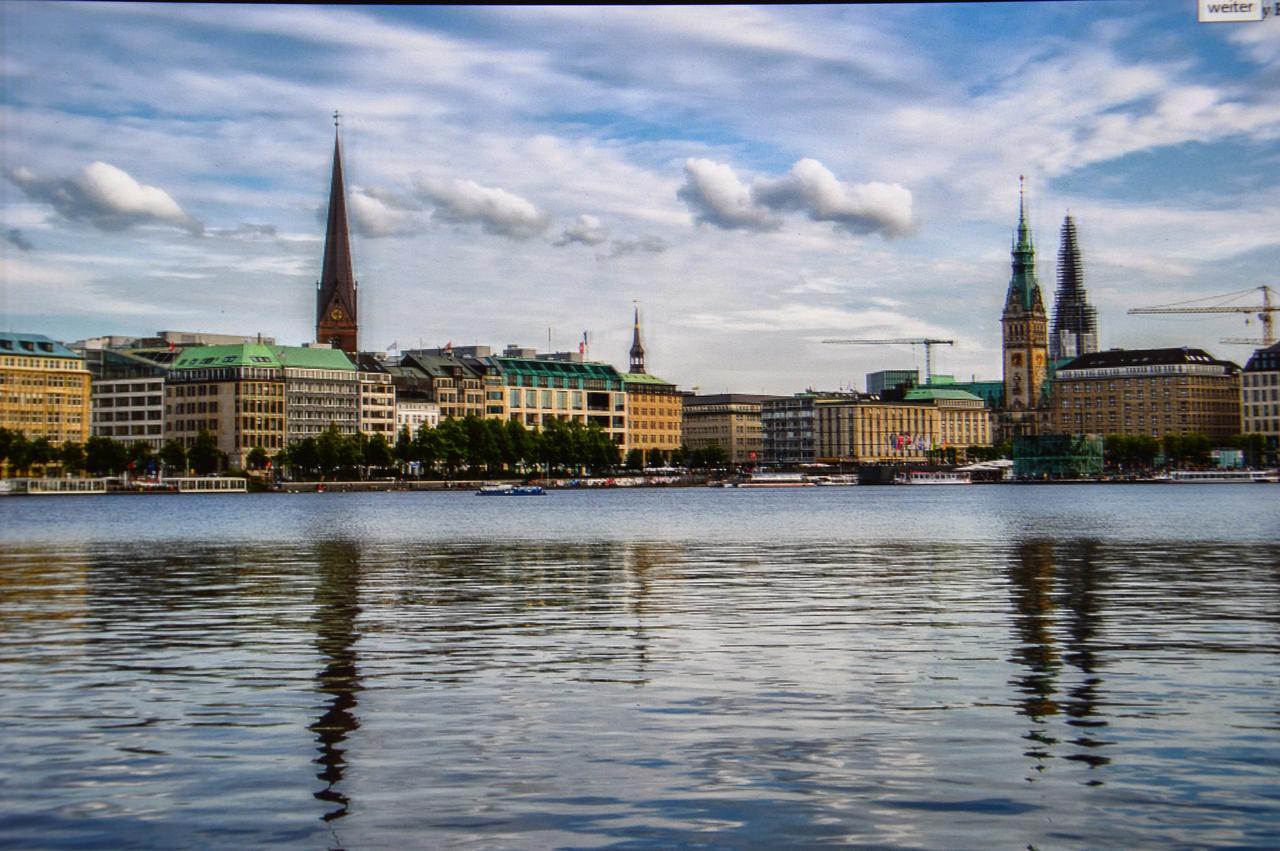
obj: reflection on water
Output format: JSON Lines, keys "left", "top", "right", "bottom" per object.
{"left": 2, "top": 491, "right": 1279, "bottom": 848}
{"left": 310, "top": 541, "right": 363, "bottom": 822}
{"left": 1008, "top": 540, "right": 1110, "bottom": 782}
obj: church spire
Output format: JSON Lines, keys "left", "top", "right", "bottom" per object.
{"left": 316, "top": 111, "right": 358, "bottom": 354}
{"left": 629, "top": 304, "right": 646, "bottom": 373}
{"left": 1006, "top": 176, "right": 1043, "bottom": 314}
{"left": 1050, "top": 213, "right": 1099, "bottom": 361}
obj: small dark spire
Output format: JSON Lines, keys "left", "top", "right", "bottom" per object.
{"left": 316, "top": 116, "right": 358, "bottom": 353}
{"left": 629, "top": 304, "right": 645, "bottom": 373}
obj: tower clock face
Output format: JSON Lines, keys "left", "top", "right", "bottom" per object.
{"left": 329, "top": 307, "right": 345, "bottom": 322}
{"left": 1010, "top": 353, "right": 1023, "bottom": 367}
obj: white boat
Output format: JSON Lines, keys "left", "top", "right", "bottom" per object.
{"left": 810, "top": 474, "right": 858, "bottom": 486}
{"left": 894, "top": 470, "right": 971, "bottom": 485}
{"left": 476, "top": 483, "right": 546, "bottom": 496}
{"left": 736, "top": 472, "right": 815, "bottom": 488}
{"left": 1166, "top": 470, "right": 1278, "bottom": 484}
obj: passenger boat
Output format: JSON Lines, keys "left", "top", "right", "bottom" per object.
{"left": 476, "top": 483, "right": 546, "bottom": 496}
{"left": 893, "top": 470, "right": 972, "bottom": 485}
{"left": 735, "top": 472, "right": 815, "bottom": 488}
{"left": 1166, "top": 470, "right": 1278, "bottom": 484}
{"left": 810, "top": 474, "right": 858, "bottom": 486}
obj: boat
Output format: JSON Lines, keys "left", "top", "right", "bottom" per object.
{"left": 735, "top": 472, "right": 815, "bottom": 488}
{"left": 476, "top": 483, "right": 546, "bottom": 496}
{"left": 1165, "top": 470, "right": 1278, "bottom": 484}
{"left": 893, "top": 470, "right": 972, "bottom": 485}
{"left": 810, "top": 474, "right": 858, "bottom": 486}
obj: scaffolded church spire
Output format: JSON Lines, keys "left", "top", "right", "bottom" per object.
{"left": 1049, "top": 214, "right": 1098, "bottom": 361}
{"left": 315, "top": 111, "right": 359, "bottom": 355}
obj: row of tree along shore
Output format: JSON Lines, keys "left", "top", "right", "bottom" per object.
{"left": 1, "top": 422, "right": 1270, "bottom": 484}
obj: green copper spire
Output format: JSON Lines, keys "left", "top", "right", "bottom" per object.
{"left": 1006, "top": 176, "right": 1043, "bottom": 313}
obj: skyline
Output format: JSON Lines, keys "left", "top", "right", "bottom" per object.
{"left": 2, "top": 3, "right": 1278, "bottom": 395}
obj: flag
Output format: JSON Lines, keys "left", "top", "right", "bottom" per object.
{"left": 443, "top": 341, "right": 452, "bottom": 353}
{"left": 168, "top": 340, "right": 175, "bottom": 352}
{"left": 388, "top": 340, "right": 398, "bottom": 352}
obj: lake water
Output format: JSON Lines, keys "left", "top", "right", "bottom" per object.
{"left": 2, "top": 485, "right": 1278, "bottom": 849}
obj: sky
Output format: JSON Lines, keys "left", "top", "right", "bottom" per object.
{"left": 2, "top": 2, "right": 1278, "bottom": 395}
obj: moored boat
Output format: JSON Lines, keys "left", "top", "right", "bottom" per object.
{"left": 1165, "top": 470, "right": 1278, "bottom": 484}
{"left": 477, "top": 483, "right": 546, "bottom": 496}
{"left": 893, "top": 470, "right": 971, "bottom": 485}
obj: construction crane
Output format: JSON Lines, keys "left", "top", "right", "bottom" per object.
{"left": 1128, "top": 285, "right": 1276, "bottom": 348}
{"left": 821, "top": 338, "right": 955, "bottom": 385}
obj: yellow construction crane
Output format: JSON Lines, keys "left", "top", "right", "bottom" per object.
{"left": 821, "top": 338, "right": 955, "bottom": 385}
{"left": 1128, "top": 285, "right": 1276, "bottom": 348}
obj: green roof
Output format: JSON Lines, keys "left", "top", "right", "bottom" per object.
{"left": 904, "top": 387, "right": 984, "bottom": 403}
{"left": 620, "top": 372, "right": 675, "bottom": 387}
{"left": 274, "top": 345, "right": 355, "bottom": 371}
{"left": 171, "top": 343, "right": 281, "bottom": 370}
{"left": 485, "top": 356, "right": 622, "bottom": 383}
{"left": 0, "top": 332, "right": 81, "bottom": 360}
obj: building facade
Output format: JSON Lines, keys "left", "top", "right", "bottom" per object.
{"left": 866, "top": 369, "right": 919, "bottom": 396}
{"left": 0, "top": 332, "right": 91, "bottom": 446}
{"left": 165, "top": 343, "right": 287, "bottom": 468}
{"left": 682, "top": 393, "right": 779, "bottom": 466}
{"left": 1043, "top": 347, "right": 1241, "bottom": 442}
{"left": 278, "top": 346, "right": 359, "bottom": 443}
{"left": 763, "top": 392, "right": 863, "bottom": 465}
{"left": 620, "top": 372, "right": 682, "bottom": 461}
{"left": 390, "top": 350, "right": 492, "bottom": 420}
{"left": 1241, "top": 342, "right": 1279, "bottom": 464}
{"left": 813, "top": 389, "right": 992, "bottom": 464}
{"left": 355, "top": 355, "right": 396, "bottom": 439}
{"left": 86, "top": 349, "right": 167, "bottom": 449}
{"left": 483, "top": 355, "right": 627, "bottom": 447}
{"left": 395, "top": 393, "right": 441, "bottom": 435}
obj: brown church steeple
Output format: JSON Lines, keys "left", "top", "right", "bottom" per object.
{"left": 316, "top": 112, "right": 358, "bottom": 355}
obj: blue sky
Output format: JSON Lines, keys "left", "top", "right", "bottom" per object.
{"left": 2, "top": 3, "right": 1278, "bottom": 394}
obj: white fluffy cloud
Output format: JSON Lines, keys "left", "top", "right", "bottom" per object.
{"left": 350, "top": 188, "right": 420, "bottom": 238}
{"left": 555, "top": 214, "right": 609, "bottom": 246}
{"left": 677, "top": 159, "right": 780, "bottom": 231}
{"left": 412, "top": 175, "right": 550, "bottom": 240}
{"left": 7, "top": 161, "right": 202, "bottom": 234}
{"left": 678, "top": 157, "right": 913, "bottom": 238}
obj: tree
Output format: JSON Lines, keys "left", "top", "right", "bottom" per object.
{"left": 463, "top": 414, "right": 498, "bottom": 474}
{"left": 413, "top": 422, "right": 440, "bottom": 477}
{"left": 289, "top": 437, "right": 320, "bottom": 479}
{"left": 127, "top": 440, "right": 155, "bottom": 475}
{"left": 505, "top": 418, "right": 533, "bottom": 474}
{"left": 160, "top": 439, "right": 188, "bottom": 476}
{"left": 84, "top": 436, "right": 129, "bottom": 476}
{"left": 394, "top": 425, "right": 414, "bottom": 472}
{"left": 246, "top": 446, "right": 270, "bottom": 471}
{"left": 1230, "top": 433, "right": 1267, "bottom": 468}
{"left": 364, "top": 433, "right": 394, "bottom": 473}
{"left": 59, "top": 441, "right": 85, "bottom": 475}
{"left": 626, "top": 448, "right": 645, "bottom": 470}
{"left": 435, "top": 417, "right": 466, "bottom": 477}
{"left": 188, "top": 429, "right": 224, "bottom": 476}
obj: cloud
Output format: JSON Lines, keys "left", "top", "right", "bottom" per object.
{"left": 677, "top": 157, "right": 913, "bottom": 238}
{"left": 6, "top": 228, "right": 34, "bottom": 251}
{"left": 555, "top": 214, "right": 609, "bottom": 246}
{"left": 209, "top": 222, "right": 279, "bottom": 241}
{"left": 753, "top": 159, "right": 914, "bottom": 238}
{"left": 607, "top": 235, "right": 668, "bottom": 258}
{"left": 350, "top": 188, "right": 421, "bottom": 238}
{"left": 6, "top": 161, "right": 202, "bottom": 235}
{"left": 412, "top": 175, "right": 550, "bottom": 239}
{"left": 677, "top": 159, "right": 781, "bottom": 231}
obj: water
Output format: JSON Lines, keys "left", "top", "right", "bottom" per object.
{"left": 2, "top": 486, "right": 1278, "bottom": 848}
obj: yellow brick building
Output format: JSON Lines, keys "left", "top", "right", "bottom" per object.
{"left": 621, "top": 373, "right": 683, "bottom": 462}
{"left": 0, "top": 332, "right": 91, "bottom": 447}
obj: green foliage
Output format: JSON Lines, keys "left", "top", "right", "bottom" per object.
{"left": 188, "top": 429, "right": 225, "bottom": 476}
{"left": 84, "top": 436, "right": 129, "bottom": 476}
{"left": 1104, "top": 433, "right": 1160, "bottom": 469}
{"left": 1162, "top": 433, "right": 1211, "bottom": 466}
{"left": 246, "top": 446, "right": 270, "bottom": 471}
{"left": 59, "top": 441, "right": 85, "bottom": 475}
{"left": 159, "top": 439, "right": 188, "bottom": 475}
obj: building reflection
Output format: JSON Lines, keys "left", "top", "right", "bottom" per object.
{"left": 309, "top": 540, "right": 363, "bottom": 823}
{"left": 1007, "top": 539, "right": 1110, "bottom": 782}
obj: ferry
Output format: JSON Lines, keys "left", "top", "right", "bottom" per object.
{"left": 0, "top": 477, "right": 110, "bottom": 496}
{"left": 170, "top": 477, "right": 248, "bottom": 493}
{"left": 477, "top": 483, "right": 546, "bottom": 496}
{"left": 893, "top": 470, "right": 972, "bottom": 486}
{"left": 1165, "top": 470, "right": 1278, "bottom": 484}
{"left": 810, "top": 474, "right": 859, "bottom": 486}
{"left": 735, "top": 472, "right": 815, "bottom": 488}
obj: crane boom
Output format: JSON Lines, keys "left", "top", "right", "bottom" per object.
{"left": 1128, "top": 285, "right": 1276, "bottom": 347}
{"left": 821, "top": 338, "right": 955, "bottom": 385}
